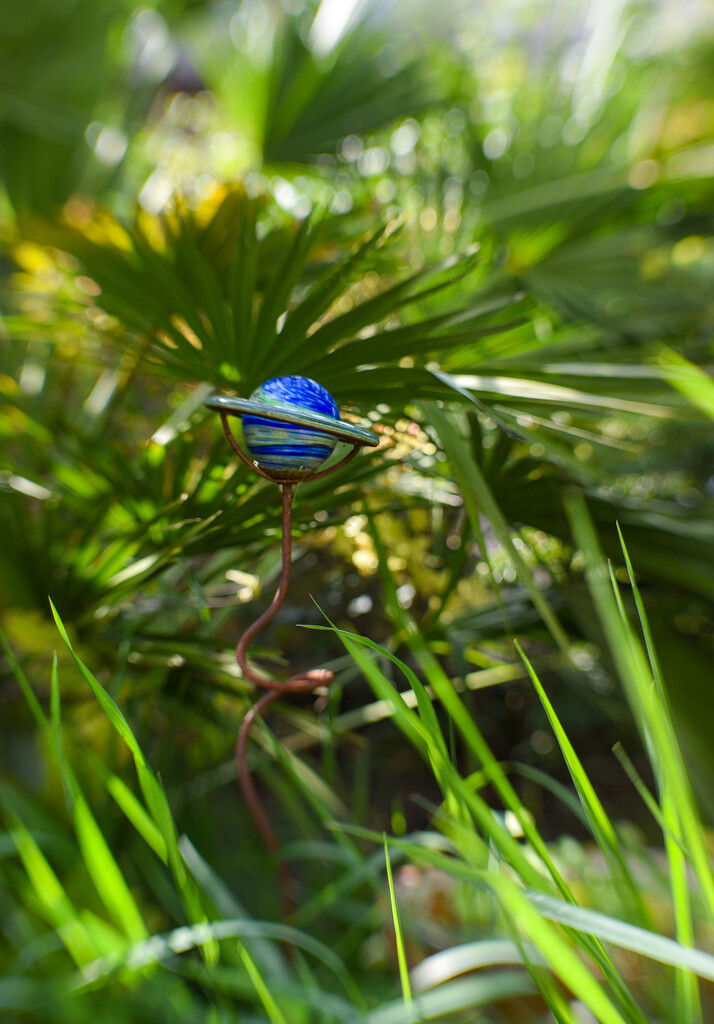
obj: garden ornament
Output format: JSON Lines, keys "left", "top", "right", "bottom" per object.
{"left": 205, "top": 376, "right": 378, "bottom": 911}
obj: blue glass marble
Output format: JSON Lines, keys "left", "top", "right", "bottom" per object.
{"left": 242, "top": 376, "right": 341, "bottom": 475}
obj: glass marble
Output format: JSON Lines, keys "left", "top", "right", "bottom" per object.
{"left": 242, "top": 375, "right": 341, "bottom": 474}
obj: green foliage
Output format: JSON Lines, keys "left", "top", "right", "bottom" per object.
{"left": 3, "top": 520, "right": 714, "bottom": 1021}
{"left": 1, "top": 0, "right": 714, "bottom": 1021}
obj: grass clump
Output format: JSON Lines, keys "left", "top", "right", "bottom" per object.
{"left": 1, "top": 498, "right": 713, "bottom": 1023}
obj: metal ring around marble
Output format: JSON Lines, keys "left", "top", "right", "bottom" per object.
{"left": 204, "top": 393, "right": 380, "bottom": 449}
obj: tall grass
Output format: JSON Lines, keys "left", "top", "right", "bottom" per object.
{"left": 1, "top": 497, "right": 713, "bottom": 1023}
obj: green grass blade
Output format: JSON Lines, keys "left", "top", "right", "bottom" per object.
{"left": 3, "top": 629, "right": 148, "bottom": 944}
{"left": 72, "top": 793, "right": 148, "bottom": 943}
{"left": 49, "top": 600, "right": 146, "bottom": 763}
{"left": 494, "top": 879, "right": 629, "bottom": 1024}
{"left": 516, "top": 640, "right": 617, "bottom": 844}
{"left": 516, "top": 640, "right": 652, "bottom": 927}
{"left": 0, "top": 798, "right": 98, "bottom": 966}
{"left": 49, "top": 652, "right": 73, "bottom": 811}
{"left": 611, "top": 743, "right": 687, "bottom": 854}
{"left": 101, "top": 768, "right": 168, "bottom": 863}
{"left": 615, "top": 523, "right": 667, "bottom": 705}
{"left": 615, "top": 526, "right": 703, "bottom": 1021}
{"left": 662, "top": 788, "right": 703, "bottom": 1023}
{"left": 365, "top": 972, "right": 534, "bottom": 1024}
{"left": 527, "top": 891, "right": 714, "bottom": 983}
{"left": 79, "top": 918, "right": 362, "bottom": 1006}
{"left": 656, "top": 346, "right": 714, "bottom": 420}
{"left": 564, "top": 496, "right": 714, "bottom": 921}
{"left": 49, "top": 600, "right": 218, "bottom": 951}
{"left": 409, "top": 938, "right": 541, "bottom": 990}
{"left": 237, "top": 943, "right": 288, "bottom": 1024}
{"left": 384, "top": 834, "right": 412, "bottom": 1007}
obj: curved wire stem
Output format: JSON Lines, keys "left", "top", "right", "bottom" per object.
{"left": 235, "top": 484, "right": 333, "bottom": 693}
{"left": 224, "top": 449, "right": 337, "bottom": 919}
{"left": 235, "top": 687, "right": 294, "bottom": 919}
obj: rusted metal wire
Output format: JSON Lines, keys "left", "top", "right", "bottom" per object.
{"left": 233, "top": 482, "right": 335, "bottom": 917}
{"left": 219, "top": 412, "right": 353, "bottom": 918}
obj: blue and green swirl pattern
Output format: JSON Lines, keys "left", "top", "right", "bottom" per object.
{"left": 242, "top": 376, "right": 340, "bottom": 474}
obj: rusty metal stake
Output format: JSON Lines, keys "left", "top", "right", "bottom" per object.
{"left": 208, "top": 393, "right": 378, "bottom": 919}
{"left": 234, "top": 482, "right": 333, "bottom": 917}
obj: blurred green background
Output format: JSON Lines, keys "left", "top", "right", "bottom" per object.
{"left": 1, "top": 0, "right": 714, "bottom": 1021}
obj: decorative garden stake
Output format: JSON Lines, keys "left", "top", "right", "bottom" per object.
{"left": 205, "top": 376, "right": 378, "bottom": 914}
